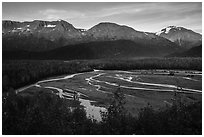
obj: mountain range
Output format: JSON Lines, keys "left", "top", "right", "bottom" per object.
{"left": 2, "top": 20, "right": 202, "bottom": 60}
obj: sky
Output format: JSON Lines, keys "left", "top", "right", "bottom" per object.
{"left": 2, "top": 2, "right": 202, "bottom": 33}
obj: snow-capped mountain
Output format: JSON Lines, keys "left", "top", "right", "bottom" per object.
{"left": 3, "top": 20, "right": 83, "bottom": 39}
{"left": 3, "top": 20, "right": 177, "bottom": 52}
{"left": 3, "top": 20, "right": 202, "bottom": 59}
{"left": 2, "top": 20, "right": 86, "bottom": 51}
{"left": 156, "top": 26, "right": 202, "bottom": 49}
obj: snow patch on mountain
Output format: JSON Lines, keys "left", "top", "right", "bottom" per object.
{"left": 155, "top": 30, "right": 164, "bottom": 36}
{"left": 81, "top": 29, "right": 87, "bottom": 32}
{"left": 165, "top": 27, "right": 171, "bottom": 34}
{"left": 44, "top": 24, "right": 56, "bottom": 28}
{"left": 144, "top": 32, "right": 148, "bottom": 35}
{"left": 156, "top": 26, "right": 180, "bottom": 35}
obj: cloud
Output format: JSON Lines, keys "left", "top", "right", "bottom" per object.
{"left": 39, "top": 9, "right": 85, "bottom": 20}
{"left": 98, "top": 4, "right": 143, "bottom": 17}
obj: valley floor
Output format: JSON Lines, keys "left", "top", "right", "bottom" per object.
{"left": 18, "top": 69, "right": 202, "bottom": 121}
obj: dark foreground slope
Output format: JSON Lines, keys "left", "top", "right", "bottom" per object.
{"left": 3, "top": 88, "right": 202, "bottom": 135}
{"left": 3, "top": 40, "right": 179, "bottom": 60}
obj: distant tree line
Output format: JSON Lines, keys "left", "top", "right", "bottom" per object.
{"left": 3, "top": 57, "right": 201, "bottom": 93}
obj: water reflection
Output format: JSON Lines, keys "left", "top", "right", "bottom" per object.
{"left": 79, "top": 98, "right": 106, "bottom": 121}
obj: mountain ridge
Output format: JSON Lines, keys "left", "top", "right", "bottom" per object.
{"left": 3, "top": 20, "right": 179, "bottom": 51}
{"left": 2, "top": 20, "right": 202, "bottom": 59}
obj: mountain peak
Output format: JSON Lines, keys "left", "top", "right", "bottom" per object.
{"left": 166, "top": 26, "right": 178, "bottom": 29}
{"left": 98, "top": 22, "right": 119, "bottom": 25}
{"left": 166, "top": 26, "right": 185, "bottom": 30}
{"left": 155, "top": 25, "right": 201, "bottom": 48}
{"left": 94, "top": 22, "right": 121, "bottom": 27}
{"left": 156, "top": 26, "right": 184, "bottom": 35}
